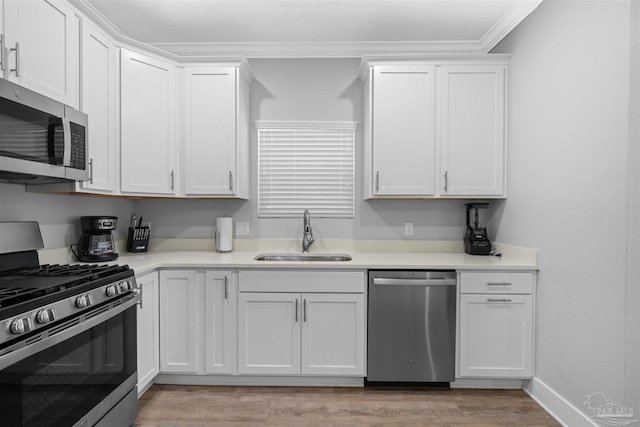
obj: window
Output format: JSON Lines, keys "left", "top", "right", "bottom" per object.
{"left": 256, "top": 121, "right": 356, "bottom": 218}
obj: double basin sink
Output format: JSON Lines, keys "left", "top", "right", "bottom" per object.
{"left": 254, "top": 253, "right": 352, "bottom": 262}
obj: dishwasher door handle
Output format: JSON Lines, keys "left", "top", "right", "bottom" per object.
{"left": 372, "top": 278, "right": 456, "bottom": 286}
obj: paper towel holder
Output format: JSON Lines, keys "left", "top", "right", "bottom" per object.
{"left": 215, "top": 217, "right": 233, "bottom": 253}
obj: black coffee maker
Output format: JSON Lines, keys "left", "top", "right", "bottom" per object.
{"left": 464, "top": 203, "right": 492, "bottom": 255}
{"left": 76, "top": 216, "right": 119, "bottom": 262}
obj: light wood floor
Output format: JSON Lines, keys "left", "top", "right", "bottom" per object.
{"left": 135, "top": 384, "right": 560, "bottom": 426}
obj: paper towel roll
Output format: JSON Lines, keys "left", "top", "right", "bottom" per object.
{"left": 216, "top": 217, "right": 233, "bottom": 252}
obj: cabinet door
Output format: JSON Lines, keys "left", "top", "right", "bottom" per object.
{"left": 120, "top": 50, "right": 177, "bottom": 195}
{"left": 440, "top": 65, "right": 505, "bottom": 197}
{"left": 204, "top": 271, "right": 233, "bottom": 374}
{"left": 159, "top": 270, "right": 199, "bottom": 373}
{"left": 136, "top": 271, "right": 159, "bottom": 395}
{"left": 372, "top": 66, "right": 436, "bottom": 196}
{"left": 238, "top": 292, "right": 300, "bottom": 375}
{"left": 3, "top": 0, "right": 79, "bottom": 107}
{"left": 78, "top": 22, "right": 117, "bottom": 194}
{"left": 184, "top": 67, "right": 237, "bottom": 196}
{"left": 459, "top": 294, "right": 532, "bottom": 378}
{"left": 301, "top": 293, "right": 365, "bottom": 376}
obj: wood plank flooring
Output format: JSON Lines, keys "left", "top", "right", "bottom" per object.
{"left": 135, "top": 384, "right": 560, "bottom": 426}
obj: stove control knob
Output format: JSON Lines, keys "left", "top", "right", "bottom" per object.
{"left": 10, "top": 318, "right": 32, "bottom": 335}
{"left": 118, "top": 281, "right": 131, "bottom": 293}
{"left": 75, "top": 294, "right": 92, "bottom": 309}
{"left": 35, "top": 308, "right": 56, "bottom": 324}
{"left": 105, "top": 285, "right": 118, "bottom": 297}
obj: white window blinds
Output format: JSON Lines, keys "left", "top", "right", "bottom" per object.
{"left": 256, "top": 121, "right": 356, "bottom": 218}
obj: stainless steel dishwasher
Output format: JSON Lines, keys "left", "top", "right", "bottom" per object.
{"left": 367, "top": 270, "right": 456, "bottom": 383}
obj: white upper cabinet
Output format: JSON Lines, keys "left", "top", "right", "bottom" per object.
{"left": 2, "top": 0, "right": 79, "bottom": 108}
{"left": 183, "top": 66, "right": 249, "bottom": 198}
{"left": 440, "top": 65, "right": 505, "bottom": 197}
{"left": 364, "top": 58, "right": 508, "bottom": 199}
{"left": 371, "top": 66, "right": 436, "bottom": 197}
{"left": 77, "top": 21, "right": 118, "bottom": 194}
{"left": 120, "top": 50, "right": 177, "bottom": 195}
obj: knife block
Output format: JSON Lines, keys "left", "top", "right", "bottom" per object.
{"left": 126, "top": 226, "right": 149, "bottom": 253}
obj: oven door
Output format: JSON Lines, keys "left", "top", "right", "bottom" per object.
{"left": 0, "top": 294, "right": 138, "bottom": 427}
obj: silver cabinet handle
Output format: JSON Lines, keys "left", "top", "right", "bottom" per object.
{"left": 229, "top": 171, "right": 233, "bottom": 192}
{"left": 486, "top": 298, "right": 512, "bottom": 302}
{"left": 224, "top": 276, "right": 229, "bottom": 300}
{"left": 444, "top": 171, "right": 448, "bottom": 192}
{"left": 487, "top": 282, "right": 512, "bottom": 286}
{"left": 137, "top": 284, "right": 144, "bottom": 309}
{"left": 295, "top": 299, "right": 299, "bottom": 323}
{"left": 89, "top": 158, "right": 94, "bottom": 184}
{"left": 10, "top": 42, "right": 19, "bottom": 77}
{"left": 0, "top": 34, "right": 5, "bottom": 72}
{"left": 170, "top": 170, "right": 175, "bottom": 191}
{"left": 303, "top": 299, "right": 307, "bottom": 322}
{"left": 375, "top": 171, "right": 380, "bottom": 192}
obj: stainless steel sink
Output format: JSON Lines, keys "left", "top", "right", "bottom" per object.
{"left": 254, "top": 253, "right": 352, "bottom": 262}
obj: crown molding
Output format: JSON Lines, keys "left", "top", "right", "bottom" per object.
{"left": 70, "top": 0, "right": 543, "bottom": 61}
{"left": 480, "top": 0, "right": 544, "bottom": 53}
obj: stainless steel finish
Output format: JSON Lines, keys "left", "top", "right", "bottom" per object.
{"left": 302, "top": 209, "right": 315, "bottom": 252}
{"left": 224, "top": 276, "right": 229, "bottom": 300}
{"left": 89, "top": 158, "right": 94, "bottom": 184}
{"left": 170, "top": 170, "right": 175, "bottom": 190}
{"left": 0, "top": 34, "right": 5, "bottom": 71}
{"left": 375, "top": 171, "right": 380, "bottom": 192}
{"left": 295, "top": 299, "right": 299, "bottom": 322}
{"left": 91, "top": 386, "right": 138, "bottom": 427}
{"left": 254, "top": 253, "right": 352, "bottom": 262}
{"left": 0, "top": 292, "right": 139, "bottom": 369}
{"left": 487, "top": 298, "right": 512, "bottom": 302}
{"left": 367, "top": 270, "right": 456, "bottom": 383}
{"left": 0, "top": 275, "right": 138, "bottom": 346}
{"left": 444, "top": 171, "right": 448, "bottom": 191}
{"left": 10, "top": 42, "right": 19, "bottom": 76}
{"left": 303, "top": 299, "right": 307, "bottom": 322}
{"left": 0, "top": 221, "right": 44, "bottom": 254}
{"left": 35, "top": 308, "right": 55, "bottom": 324}
{"left": 136, "top": 285, "right": 143, "bottom": 309}
{"left": 487, "top": 282, "right": 512, "bottom": 286}
{"left": 229, "top": 170, "right": 233, "bottom": 192}
{"left": 87, "top": 381, "right": 138, "bottom": 427}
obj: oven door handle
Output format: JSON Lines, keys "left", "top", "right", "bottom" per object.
{"left": 0, "top": 293, "right": 140, "bottom": 370}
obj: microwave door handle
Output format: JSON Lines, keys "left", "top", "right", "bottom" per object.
{"left": 62, "top": 118, "right": 71, "bottom": 166}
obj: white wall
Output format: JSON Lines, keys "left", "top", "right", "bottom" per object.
{"left": 491, "top": 0, "right": 639, "bottom": 422}
{"left": 135, "top": 58, "right": 471, "bottom": 243}
{"left": 0, "top": 183, "right": 133, "bottom": 249}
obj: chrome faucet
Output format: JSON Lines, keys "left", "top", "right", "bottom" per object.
{"left": 302, "top": 209, "right": 315, "bottom": 252}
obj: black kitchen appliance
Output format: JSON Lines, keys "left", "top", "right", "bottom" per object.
{"left": 464, "top": 203, "right": 492, "bottom": 255}
{"left": 77, "top": 216, "right": 118, "bottom": 262}
{"left": 0, "top": 221, "right": 139, "bottom": 427}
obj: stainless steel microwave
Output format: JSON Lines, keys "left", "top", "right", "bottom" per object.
{"left": 0, "top": 79, "right": 88, "bottom": 184}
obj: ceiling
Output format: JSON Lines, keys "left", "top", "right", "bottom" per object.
{"left": 74, "top": 0, "right": 543, "bottom": 59}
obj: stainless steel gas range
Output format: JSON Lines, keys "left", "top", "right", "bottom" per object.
{"left": 0, "top": 221, "right": 139, "bottom": 427}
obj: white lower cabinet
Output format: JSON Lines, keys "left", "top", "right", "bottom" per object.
{"left": 238, "top": 270, "right": 366, "bottom": 377}
{"left": 136, "top": 271, "right": 159, "bottom": 395}
{"left": 457, "top": 271, "right": 534, "bottom": 378}
{"left": 159, "top": 270, "right": 200, "bottom": 373}
{"left": 204, "top": 271, "right": 234, "bottom": 374}
{"left": 158, "top": 270, "right": 233, "bottom": 375}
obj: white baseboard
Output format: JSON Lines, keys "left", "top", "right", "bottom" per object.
{"left": 451, "top": 378, "right": 524, "bottom": 389}
{"left": 154, "top": 374, "right": 365, "bottom": 387}
{"left": 524, "top": 377, "right": 597, "bottom": 427}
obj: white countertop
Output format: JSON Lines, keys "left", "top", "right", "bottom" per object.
{"left": 39, "top": 239, "right": 539, "bottom": 275}
{"left": 115, "top": 242, "right": 538, "bottom": 276}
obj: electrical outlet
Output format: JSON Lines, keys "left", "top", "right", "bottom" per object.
{"left": 236, "top": 222, "right": 250, "bottom": 236}
{"left": 404, "top": 222, "right": 414, "bottom": 236}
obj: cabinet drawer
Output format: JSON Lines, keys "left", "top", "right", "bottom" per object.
{"left": 239, "top": 270, "right": 365, "bottom": 293}
{"left": 460, "top": 271, "right": 533, "bottom": 294}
